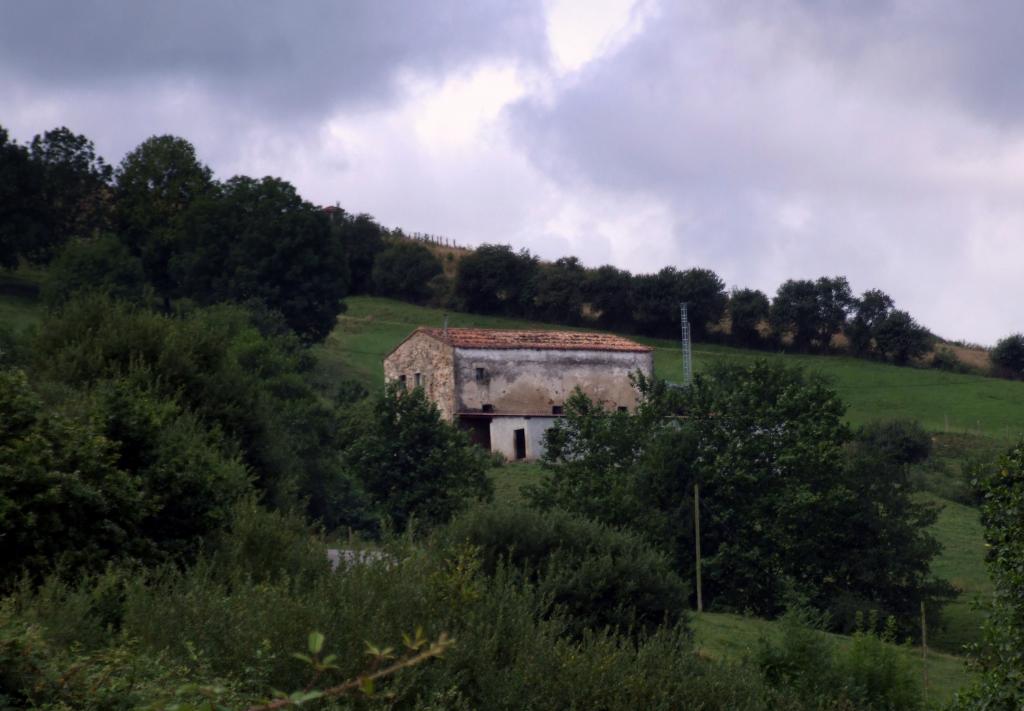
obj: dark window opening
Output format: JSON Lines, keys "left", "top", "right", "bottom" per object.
{"left": 482, "top": 403, "right": 494, "bottom": 413}
{"left": 398, "top": 375, "right": 407, "bottom": 388}
{"left": 513, "top": 428, "right": 527, "bottom": 460}
{"left": 475, "top": 367, "right": 486, "bottom": 381}
{"left": 617, "top": 406, "right": 628, "bottom": 413}
{"left": 414, "top": 372, "right": 422, "bottom": 387}
{"left": 552, "top": 405, "right": 563, "bottom": 415}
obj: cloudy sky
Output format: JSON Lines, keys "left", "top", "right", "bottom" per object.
{"left": 3, "top": 0, "right": 1023, "bottom": 344}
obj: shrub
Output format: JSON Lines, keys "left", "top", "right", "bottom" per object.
{"left": 42, "top": 234, "right": 147, "bottom": 308}
{"left": 931, "top": 346, "right": 969, "bottom": 373}
{"left": 855, "top": 419, "right": 932, "bottom": 466}
{"left": 442, "top": 506, "right": 690, "bottom": 637}
{"left": 0, "top": 368, "right": 145, "bottom": 588}
{"left": 991, "top": 333, "right": 1024, "bottom": 378}
{"left": 757, "top": 610, "right": 922, "bottom": 710}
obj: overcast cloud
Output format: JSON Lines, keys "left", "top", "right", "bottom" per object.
{"left": 2, "top": 0, "right": 1023, "bottom": 343}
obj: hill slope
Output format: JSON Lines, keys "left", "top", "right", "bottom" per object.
{"left": 318, "top": 296, "right": 1024, "bottom": 436}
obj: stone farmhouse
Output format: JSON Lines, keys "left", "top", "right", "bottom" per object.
{"left": 383, "top": 327, "right": 654, "bottom": 460}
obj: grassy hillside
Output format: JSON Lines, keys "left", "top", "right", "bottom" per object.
{"left": 319, "top": 296, "right": 1024, "bottom": 436}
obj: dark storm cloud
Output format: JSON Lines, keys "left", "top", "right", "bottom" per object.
{"left": 0, "top": 0, "right": 548, "bottom": 119}
{"left": 505, "top": 0, "right": 1024, "bottom": 342}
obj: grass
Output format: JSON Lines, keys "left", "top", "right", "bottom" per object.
{"left": 487, "top": 461, "right": 545, "bottom": 507}
{"left": 692, "top": 611, "right": 971, "bottom": 706}
{"left": 923, "top": 492, "right": 992, "bottom": 654}
{"left": 319, "top": 296, "right": 1024, "bottom": 436}
{"left": 0, "top": 265, "right": 45, "bottom": 333}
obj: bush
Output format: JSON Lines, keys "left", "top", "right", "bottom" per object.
{"left": 42, "top": 235, "right": 147, "bottom": 308}
{"left": 855, "top": 419, "right": 932, "bottom": 466}
{"left": 442, "top": 506, "right": 690, "bottom": 638}
{"left": 931, "top": 346, "right": 969, "bottom": 373}
{"left": 990, "top": 333, "right": 1024, "bottom": 378}
{"left": 756, "top": 610, "right": 922, "bottom": 710}
{"left": 7, "top": 523, "right": 789, "bottom": 710}
{"left": 0, "top": 368, "right": 144, "bottom": 588}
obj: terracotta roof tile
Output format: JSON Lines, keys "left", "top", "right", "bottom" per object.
{"left": 417, "top": 327, "right": 652, "bottom": 353}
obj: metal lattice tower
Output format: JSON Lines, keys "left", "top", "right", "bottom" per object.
{"left": 680, "top": 302, "right": 692, "bottom": 386}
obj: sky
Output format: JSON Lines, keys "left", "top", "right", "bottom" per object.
{"left": 2, "top": 0, "right": 1023, "bottom": 345}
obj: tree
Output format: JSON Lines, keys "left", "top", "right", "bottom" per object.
{"left": 332, "top": 211, "right": 385, "bottom": 295}
{"left": 30, "top": 296, "right": 361, "bottom": 523}
{"left": 114, "top": 135, "right": 216, "bottom": 298}
{"left": 874, "top": 310, "right": 931, "bottom": 365}
{"left": 170, "top": 175, "right": 349, "bottom": 342}
{"left": 631, "top": 267, "right": 727, "bottom": 340}
{"left": 29, "top": 126, "right": 113, "bottom": 257}
{"left": 0, "top": 126, "right": 47, "bottom": 269}
{"left": 454, "top": 243, "right": 538, "bottom": 316}
{"left": 530, "top": 256, "right": 586, "bottom": 325}
{"left": 991, "top": 333, "right": 1024, "bottom": 378}
{"left": 813, "top": 276, "right": 854, "bottom": 347}
{"left": 771, "top": 277, "right": 854, "bottom": 352}
{"left": 585, "top": 265, "right": 634, "bottom": 330}
{"left": 770, "top": 279, "right": 819, "bottom": 351}
{"left": 42, "top": 234, "right": 147, "bottom": 307}
{"left": 679, "top": 268, "right": 728, "bottom": 340}
{"left": 340, "top": 384, "right": 492, "bottom": 531}
{"left": 847, "top": 289, "right": 894, "bottom": 356}
{"left": 371, "top": 241, "right": 442, "bottom": 304}
{"left": 531, "top": 362, "right": 951, "bottom": 630}
{"left": 955, "top": 441, "right": 1024, "bottom": 709}
{"left": 729, "top": 288, "right": 770, "bottom": 347}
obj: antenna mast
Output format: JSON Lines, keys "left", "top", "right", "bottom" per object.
{"left": 680, "top": 302, "right": 692, "bottom": 386}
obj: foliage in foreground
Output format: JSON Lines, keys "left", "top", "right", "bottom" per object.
{"left": 0, "top": 503, "right": 933, "bottom": 710}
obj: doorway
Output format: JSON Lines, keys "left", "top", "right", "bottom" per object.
{"left": 513, "top": 428, "right": 527, "bottom": 460}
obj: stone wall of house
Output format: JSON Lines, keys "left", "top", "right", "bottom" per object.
{"left": 453, "top": 348, "right": 653, "bottom": 415}
{"left": 383, "top": 331, "right": 456, "bottom": 420}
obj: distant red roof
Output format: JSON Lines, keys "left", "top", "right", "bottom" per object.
{"left": 415, "top": 327, "right": 652, "bottom": 353}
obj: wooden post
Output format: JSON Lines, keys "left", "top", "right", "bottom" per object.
{"left": 694, "top": 483, "right": 703, "bottom": 613}
{"left": 921, "top": 601, "right": 929, "bottom": 706}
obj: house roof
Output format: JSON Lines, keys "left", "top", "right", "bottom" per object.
{"left": 413, "top": 327, "right": 652, "bottom": 353}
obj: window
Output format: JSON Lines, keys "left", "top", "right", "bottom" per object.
{"left": 617, "top": 406, "right": 628, "bottom": 413}
{"left": 475, "top": 367, "right": 486, "bottom": 381}
{"left": 551, "top": 405, "right": 563, "bottom": 415}
{"left": 398, "top": 374, "right": 407, "bottom": 388}
{"left": 482, "top": 403, "right": 494, "bottom": 413}
{"left": 414, "top": 372, "right": 422, "bottom": 387}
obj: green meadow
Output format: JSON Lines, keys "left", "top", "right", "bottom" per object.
{"left": 320, "top": 295, "right": 1024, "bottom": 437}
